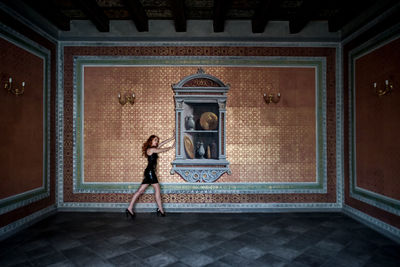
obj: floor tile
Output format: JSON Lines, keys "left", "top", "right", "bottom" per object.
{"left": 201, "top": 245, "right": 230, "bottom": 260}
{"left": 218, "top": 253, "right": 253, "bottom": 266}
{"left": 47, "top": 260, "right": 77, "bottom": 267}
{"left": 235, "top": 245, "right": 266, "bottom": 260}
{"left": 167, "top": 246, "right": 197, "bottom": 258}
{"left": 30, "top": 251, "right": 68, "bottom": 266}
{"left": 267, "top": 246, "right": 302, "bottom": 260}
{"left": 179, "top": 252, "right": 214, "bottom": 267}
{"left": 1, "top": 212, "right": 399, "bottom": 267}
{"left": 291, "top": 253, "right": 327, "bottom": 267}
{"left": 144, "top": 252, "right": 178, "bottom": 267}
{"left": 255, "top": 253, "right": 288, "bottom": 267}
{"left": 131, "top": 245, "right": 163, "bottom": 259}
{"left": 62, "top": 245, "right": 111, "bottom": 266}
{"left": 166, "top": 261, "right": 191, "bottom": 267}
{"left": 203, "top": 261, "right": 232, "bottom": 267}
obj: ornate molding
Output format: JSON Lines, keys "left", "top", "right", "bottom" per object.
{"left": 336, "top": 44, "right": 344, "bottom": 207}
{"left": 176, "top": 100, "right": 184, "bottom": 109}
{"left": 0, "top": 205, "right": 56, "bottom": 240}
{"left": 70, "top": 55, "right": 328, "bottom": 194}
{"left": 343, "top": 205, "right": 400, "bottom": 243}
{"left": 172, "top": 168, "right": 230, "bottom": 183}
{"left": 217, "top": 100, "right": 226, "bottom": 109}
{"left": 58, "top": 202, "right": 341, "bottom": 211}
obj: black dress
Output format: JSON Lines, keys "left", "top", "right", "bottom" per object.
{"left": 142, "top": 153, "right": 159, "bottom": 184}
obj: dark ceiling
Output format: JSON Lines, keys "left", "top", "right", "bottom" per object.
{"left": 4, "top": 0, "right": 399, "bottom": 34}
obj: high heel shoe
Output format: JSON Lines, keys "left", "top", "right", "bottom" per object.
{"left": 156, "top": 208, "right": 166, "bottom": 217}
{"left": 125, "top": 209, "right": 135, "bottom": 220}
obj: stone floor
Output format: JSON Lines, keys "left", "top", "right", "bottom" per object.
{"left": 0, "top": 212, "right": 399, "bottom": 266}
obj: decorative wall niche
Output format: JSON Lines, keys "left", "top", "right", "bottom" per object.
{"left": 171, "top": 68, "right": 231, "bottom": 182}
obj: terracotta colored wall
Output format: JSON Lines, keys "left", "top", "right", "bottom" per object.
{"left": 355, "top": 37, "right": 400, "bottom": 200}
{"left": 64, "top": 46, "right": 337, "bottom": 205}
{"left": 343, "top": 16, "right": 400, "bottom": 229}
{"left": 0, "top": 10, "right": 56, "bottom": 228}
{"left": 0, "top": 37, "right": 44, "bottom": 199}
{"left": 83, "top": 66, "right": 315, "bottom": 184}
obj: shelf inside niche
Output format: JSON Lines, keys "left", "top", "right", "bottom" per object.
{"left": 184, "top": 130, "right": 218, "bottom": 133}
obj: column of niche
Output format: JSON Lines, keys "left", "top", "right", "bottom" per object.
{"left": 218, "top": 100, "right": 227, "bottom": 160}
{"left": 175, "top": 100, "right": 184, "bottom": 159}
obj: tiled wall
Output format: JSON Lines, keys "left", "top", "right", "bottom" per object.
{"left": 83, "top": 66, "right": 316, "bottom": 184}
{"left": 62, "top": 46, "right": 338, "bottom": 207}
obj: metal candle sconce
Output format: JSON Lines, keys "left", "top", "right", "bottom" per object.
{"left": 263, "top": 93, "right": 281, "bottom": 104}
{"left": 118, "top": 92, "right": 135, "bottom": 105}
{"left": 4, "top": 77, "right": 25, "bottom": 96}
{"left": 373, "top": 80, "right": 393, "bottom": 97}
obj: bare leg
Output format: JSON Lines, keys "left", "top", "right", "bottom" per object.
{"left": 152, "top": 183, "right": 164, "bottom": 214}
{"left": 128, "top": 184, "right": 149, "bottom": 213}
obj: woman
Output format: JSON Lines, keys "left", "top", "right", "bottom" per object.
{"left": 126, "top": 133, "right": 175, "bottom": 219}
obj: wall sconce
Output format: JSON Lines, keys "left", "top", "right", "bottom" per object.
{"left": 374, "top": 80, "right": 393, "bottom": 97}
{"left": 4, "top": 77, "right": 25, "bottom": 96}
{"left": 264, "top": 93, "right": 281, "bottom": 104}
{"left": 118, "top": 92, "right": 135, "bottom": 105}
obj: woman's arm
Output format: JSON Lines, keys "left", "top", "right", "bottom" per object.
{"left": 158, "top": 137, "right": 174, "bottom": 148}
{"left": 147, "top": 143, "right": 175, "bottom": 155}
{"left": 158, "top": 131, "right": 175, "bottom": 148}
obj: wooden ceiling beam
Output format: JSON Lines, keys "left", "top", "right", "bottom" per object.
{"left": 289, "top": 18, "right": 309, "bottom": 34}
{"left": 329, "top": 12, "right": 353, "bottom": 32}
{"left": 170, "top": 0, "right": 186, "bottom": 32}
{"left": 331, "top": 0, "right": 400, "bottom": 33}
{"left": 24, "top": 0, "right": 70, "bottom": 31}
{"left": 289, "top": 0, "right": 320, "bottom": 34}
{"left": 251, "top": 0, "right": 275, "bottom": 33}
{"left": 123, "top": 0, "right": 148, "bottom": 32}
{"left": 328, "top": 0, "right": 372, "bottom": 32}
{"left": 73, "top": 0, "right": 109, "bottom": 32}
{"left": 213, "top": 0, "right": 233, "bottom": 32}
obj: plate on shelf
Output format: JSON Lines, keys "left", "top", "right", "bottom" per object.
{"left": 184, "top": 135, "right": 195, "bottom": 159}
{"left": 200, "top": 112, "right": 218, "bottom": 130}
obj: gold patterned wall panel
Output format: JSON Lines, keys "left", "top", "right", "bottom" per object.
{"left": 83, "top": 66, "right": 315, "bottom": 184}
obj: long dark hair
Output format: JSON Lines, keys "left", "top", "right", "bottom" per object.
{"left": 142, "top": 135, "right": 159, "bottom": 157}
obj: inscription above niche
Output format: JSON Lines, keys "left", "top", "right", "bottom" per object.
{"left": 171, "top": 68, "right": 231, "bottom": 182}
{"left": 182, "top": 78, "right": 221, "bottom": 87}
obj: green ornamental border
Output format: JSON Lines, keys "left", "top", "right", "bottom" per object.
{"left": 74, "top": 57, "right": 325, "bottom": 193}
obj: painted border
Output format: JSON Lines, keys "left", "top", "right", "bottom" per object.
{"left": 348, "top": 26, "right": 400, "bottom": 215}
{"left": 0, "top": 205, "right": 56, "bottom": 240}
{"left": 337, "top": 43, "right": 344, "bottom": 207}
{"left": 343, "top": 205, "right": 400, "bottom": 243}
{"left": 72, "top": 56, "right": 327, "bottom": 194}
{"left": 58, "top": 202, "right": 341, "bottom": 212}
{"left": 0, "top": 23, "right": 51, "bottom": 215}
{"left": 56, "top": 42, "right": 64, "bottom": 207}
